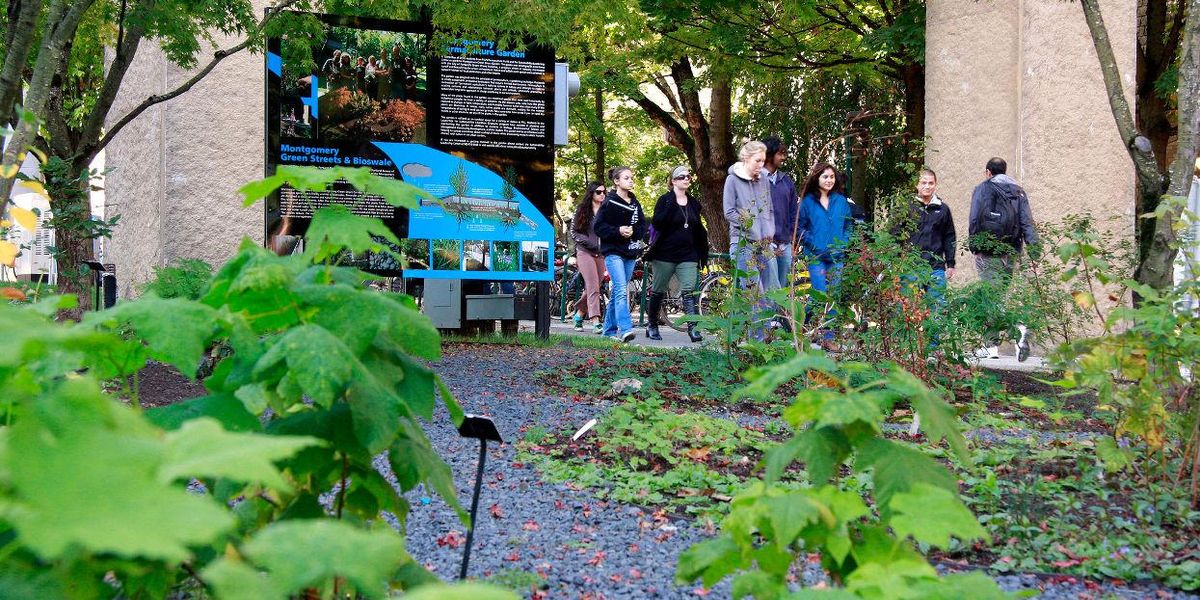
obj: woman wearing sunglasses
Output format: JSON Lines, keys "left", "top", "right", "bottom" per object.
{"left": 570, "top": 181, "right": 608, "bottom": 334}
{"left": 644, "top": 166, "right": 709, "bottom": 342}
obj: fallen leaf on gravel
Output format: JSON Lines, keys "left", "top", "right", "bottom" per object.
{"left": 490, "top": 503, "right": 504, "bottom": 519}
{"left": 523, "top": 520, "right": 540, "bottom": 531}
{"left": 683, "top": 447, "right": 711, "bottom": 462}
{"left": 627, "top": 543, "right": 640, "bottom": 553}
{"left": 693, "top": 587, "right": 711, "bottom": 596}
{"left": 504, "top": 551, "right": 519, "bottom": 562}
{"left": 609, "top": 574, "right": 623, "bottom": 583}
{"left": 436, "top": 531, "right": 465, "bottom": 549}
{"left": 555, "top": 499, "right": 567, "bottom": 510}
{"left": 586, "top": 550, "right": 606, "bottom": 566}
{"left": 629, "top": 567, "right": 642, "bottom": 579}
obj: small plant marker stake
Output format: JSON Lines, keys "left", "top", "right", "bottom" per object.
{"left": 572, "top": 418, "right": 598, "bottom": 441}
{"left": 456, "top": 415, "right": 503, "bottom": 580}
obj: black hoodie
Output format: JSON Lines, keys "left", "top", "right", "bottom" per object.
{"left": 592, "top": 190, "right": 648, "bottom": 259}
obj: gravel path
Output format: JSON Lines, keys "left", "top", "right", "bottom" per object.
{"left": 395, "top": 344, "right": 1197, "bottom": 599}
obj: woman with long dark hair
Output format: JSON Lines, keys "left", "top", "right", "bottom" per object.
{"left": 797, "top": 162, "right": 854, "bottom": 317}
{"left": 570, "top": 181, "right": 608, "bottom": 333}
{"left": 593, "top": 166, "right": 648, "bottom": 343}
{"left": 645, "top": 166, "right": 709, "bottom": 342}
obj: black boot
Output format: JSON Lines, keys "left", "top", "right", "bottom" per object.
{"left": 646, "top": 291, "right": 664, "bottom": 340}
{"left": 683, "top": 293, "right": 703, "bottom": 343}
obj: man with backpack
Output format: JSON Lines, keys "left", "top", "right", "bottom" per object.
{"left": 968, "top": 156, "right": 1039, "bottom": 361}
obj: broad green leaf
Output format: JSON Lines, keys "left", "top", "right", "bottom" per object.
{"left": 304, "top": 205, "right": 402, "bottom": 263}
{"left": 909, "top": 571, "right": 1015, "bottom": 599}
{"left": 732, "top": 570, "right": 786, "bottom": 600}
{"left": 240, "top": 165, "right": 429, "bottom": 210}
{"left": 850, "top": 526, "right": 928, "bottom": 569}
{"left": 86, "top": 296, "right": 223, "bottom": 377}
{"left": 887, "top": 371, "right": 969, "bottom": 463}
{"left": 347, "top": 376, "right": 407, "bottom": 454}
{"left": 160, "top": 418, "right": 320, "bottom": 491}
{"left": 240, "top": 520, "right": 408, "bottom": 599}
{"left": 763, "top": 435, "right": 804, "bottom": 483}
{"left": 784, "top": 389, "right": 880, "bottom": 431}
{"left": 786, "top": 589, "right": 861, "bottom": 600}
{"left": 254, "top": 325, "right": 356, "bottom": 407}
{"left": 764, "top": 492, "right": 824, "bottom": 549}
{"left": 889, "top": 483, "right": 988, "bottom": 548}
{"left": 401, "top": 583, "right": 519, "bottom": 600}
{"left": 294, "top": 284, "right": 390, "bottom": 354}
{"left": 856, "top": 438, "right": 957, "bottom": 520}
{"left": 793, "top": 426, "right": 852, "bottom": 485}
{"left": 438, "top": 375, "right": 464, "bottom": 426}
{"left": 146, "top": 393, "right": 260, "bottom": 432}
{"left": 736, "top": 351, "right": 839, "bottom": 402}
{"left": 676, "top": 536, "right": 744, "bottom": 588}
{"left": 7, "top": 381, "right": 233, "bottom": 562}
{"left": 845, "top": 560, "right": 938, "bottom": 599}
{"left": 1095, "top": 436, "right": 1134, "bottom": 472}
{"left": 202, "top": 559, "right": 286, "bottom": 600}
{"left": 389, "top": 422, "right": 462, "bottom": 518}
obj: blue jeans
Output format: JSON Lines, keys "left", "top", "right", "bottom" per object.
{"left": 732, "top": 243, "right": 778, "bottom": 340}
{"left": 807, "top": 260, "right": 841, "bottom": 295}
{"left": 773, "top": 245, "right": 793, "bottom": 289}
{"left": 926, "top": 268, "right": 946, "bottom": 307}
{"left": 602, "top": 254, "right": 637, "bottom": 336}
{"left": 807, "top": 260, "right": 842, "bottom": 338}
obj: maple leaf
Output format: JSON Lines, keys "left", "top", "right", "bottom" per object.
{"left": 435, "top": 531, "right": 464, "bottom": 549}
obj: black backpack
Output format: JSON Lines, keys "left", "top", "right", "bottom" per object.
{"left": 977, "top": 181, "right": 1023, "bottom": 252}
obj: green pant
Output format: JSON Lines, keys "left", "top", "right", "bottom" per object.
{"left": 650, "top": 260, "right": 698, "bottom": 294}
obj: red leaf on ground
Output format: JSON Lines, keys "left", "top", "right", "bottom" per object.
{"left": 627, "top": 543, "right": 640, "bottom": 554}
{"left": 629, "top": 567, "right": 643, "bottom": 579}
{"left": 436, "top": 531, "right": 464, "bottom": 549}
{"left": 523, "top": 519, "right": 540, "bottom": 531}
{"left": 504, "top": 551, "right": 519, "bottom": 562}
{"left": 586, "top": 550, "right": 607, "bottom": 566}
{"left": 556, "top": 499, "right": 567, "bottom": 510}
{"left": 693, "top": 587, "right": 711, "bottom": 596}
{"left": 489, "top": 503, "right": 504, "bottom": 519}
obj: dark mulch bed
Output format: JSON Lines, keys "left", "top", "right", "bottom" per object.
{"left": 134, "top": 362, "right": 207, "bottom": 407}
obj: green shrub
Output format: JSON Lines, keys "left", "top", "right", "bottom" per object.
{"left": 0, "top": 166, "right": 514, "bottom": 600}
{"left": 139, "top": 257, "right": 214, "bottom": 300}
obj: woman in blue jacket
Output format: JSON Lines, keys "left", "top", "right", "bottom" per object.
{"left": 797, "top": 162, "right": 854, "bottom": 297}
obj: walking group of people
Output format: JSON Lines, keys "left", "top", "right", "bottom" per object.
{"left": 321, "top": 45, "right": 419, "bottom": 101}
{"left": 568, "top": 140, "right": 1038, "bottom": 358}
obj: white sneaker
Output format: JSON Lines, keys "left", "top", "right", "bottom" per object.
{"left": 974, "top": 346, "right": 1000, "bottom": 359}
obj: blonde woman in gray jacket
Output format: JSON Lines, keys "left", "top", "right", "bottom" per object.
{"left": 724, "top": 140, "right": 778, "bottom": 292}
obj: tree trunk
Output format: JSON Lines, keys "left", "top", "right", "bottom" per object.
{"left": 593, "top": 87, "right": 606, "bottom": 183}
{"left": 900, "top": 62, "right": 926, "bottom": 164}
{"left": 0, "top": 0, "right": 95, "bottom": 201}
{"left": 0, "top": 0, "right": 43, "bottom": 126}
{"left": 1080, "top": 0, "right": 1177, "bottom": 288}
{"left": 1139, "top": 0, "right": 1200, "bottom": 288}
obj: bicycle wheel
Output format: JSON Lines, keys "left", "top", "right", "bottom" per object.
{"left": 698, "top": 272, "right": 731, "bottom": 316}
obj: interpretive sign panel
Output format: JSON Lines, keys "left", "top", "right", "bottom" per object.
{"left": 265, "top": 13, "right": 555, "bottom": 280}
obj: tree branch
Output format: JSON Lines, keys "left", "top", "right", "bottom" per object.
{"left": 90, "top": 0, "right": 302, "bottom": 163}
{"left": 78, "top": 0, "right": 154, "bottom": 155}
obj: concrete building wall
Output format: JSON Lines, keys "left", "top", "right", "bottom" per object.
{"left": 926, "top": 0, "right": 1137, "bottom": 278}
{"left": 106, "top": 14, "right": 266, "bottom": 296}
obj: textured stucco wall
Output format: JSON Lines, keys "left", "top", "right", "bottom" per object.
{"left": 106, "top": 14, "right": 265, "bottom": 296}
{"left": 926, "top": 0, "right": 1136, "bottom": 279}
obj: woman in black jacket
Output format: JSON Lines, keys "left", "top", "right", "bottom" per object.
{"left": 570, "top": 181, "right": 608, "bottom": 334}
{"left": 645, "top": 165, "right": 709, "bottom": 342}
{"left": 592, "top": 166, "right": 648, "bottom": 343}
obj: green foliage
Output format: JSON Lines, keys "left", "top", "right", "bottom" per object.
{"left": 677, "top": 354, "right": 1008, "bottom": 598}
{"left": 1055, "top": 199, "right": 1200, "bottom": 501}
{"left": 0, "top": 168, "right": 511, "bottom": 599}
{"left": 138, "top": 258, "right": 214, "bottom": 300}
{"left": 523, "top": 395, "right": 768, "bottom": 514}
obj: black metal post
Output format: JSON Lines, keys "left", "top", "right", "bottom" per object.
{"left": 459, "top": 438, "right": 488, "bottom": 580}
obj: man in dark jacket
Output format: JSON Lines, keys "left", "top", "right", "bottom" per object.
{"left": 764, "top": 137, "right": 799, "bottom": 287}
{"left": 907, "top": 168, "right": 957, "bottom": 304}
{"left": 968, "top": 157, "right": 1038, "bottom": 360}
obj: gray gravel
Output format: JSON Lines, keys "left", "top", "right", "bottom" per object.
{"left": 387, "top": 343, "right": 1197, "bottom": 599}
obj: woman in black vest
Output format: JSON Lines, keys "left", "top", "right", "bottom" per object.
{"left": 645, "top": 165, "right": 709, "bottom": 342}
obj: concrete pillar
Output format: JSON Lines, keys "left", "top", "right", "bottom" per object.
{"left": 926, "top": 0, "right": 1137, "bottom": 278}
